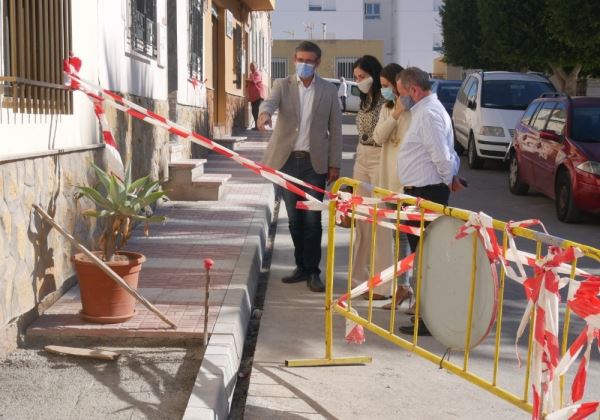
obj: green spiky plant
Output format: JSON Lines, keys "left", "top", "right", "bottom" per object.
{"left": 77, "top": 162, "right": 168, "bottom": 262}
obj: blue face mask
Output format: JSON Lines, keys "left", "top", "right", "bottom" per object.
{"left": 400, "top": 95, "right": 415, "bottom": 110}
{"left": 381, "top": 87, "right": 396, "bottom": 102}
{"left": 296, "top": 62, "right": 315, "bottom": 79}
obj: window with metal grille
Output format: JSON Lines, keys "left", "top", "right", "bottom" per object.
{"left": 335, "top": 57, "right": 358, "bottom": 80}
{"left": 0, "top": 0, "right": 73, "bottom": 114}
{"left": 271, "top": 57, "right": 288, "bottom": 80}
{"left": 189, "top": 0, "right": 203, "bottom": 78}
{"left": 234, "top": 23, "right": 243, "bottom": 89}
{"left": 132, "top": 0, "right": 157, "bottom": 58}
{"left": 364, "top": 3, "right": 380, "bottom": 19}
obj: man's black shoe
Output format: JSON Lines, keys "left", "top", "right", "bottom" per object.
{"left": 399, "top": 319, "right": 431, "bottom": 336}
{"left": 307, "top": 273, "right": 325, "bottom": 292}
{"left": 282, "top": 268, "right": 309, "bottom": 283}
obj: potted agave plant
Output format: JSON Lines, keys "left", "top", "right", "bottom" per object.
{"left": 72, "top": 162, "right": 167, "bottom": 323}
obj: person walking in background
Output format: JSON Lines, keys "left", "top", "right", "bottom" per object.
{"left": 257, "top": 41, "right": 342, "bottom": 293}
{"left": 247, "top": 62, "right": 266, "bottom": 130}
{"left": 394, "top": 66, "right": 464, "bottom": 335}
{"left": 350, "top": 55, "right": 393, "bottom": 300}
{"left": 338, "top": 77, "right": 348, "bottom": 112}
{"left": 371, "top": 63, "right": 413, "bottom": 311}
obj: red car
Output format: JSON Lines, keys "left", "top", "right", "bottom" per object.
{"left": 508, "top": 94, "right": 600, "bottom": 222}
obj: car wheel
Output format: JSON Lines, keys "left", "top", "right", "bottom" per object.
{"left": 555, "top": 170, "right": 581, "bottom": 223}
{"left": 467, "top": 134, "right": 484, "bottom": 169}
{"left": 508, "top": 152, "right": 529, "bottom": 195}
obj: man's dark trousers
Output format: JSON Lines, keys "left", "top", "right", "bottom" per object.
{"left": 404, "top": 183, "right": 450, "bottom": 252}
{"left": 251, "top": 99, "right": 263, "bottom": 128}
{"left": 280, "top": 153, "right": 326, "bottom": 274}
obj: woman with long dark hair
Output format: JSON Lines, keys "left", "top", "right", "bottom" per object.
{"left": 351, "top": 55, "right": 392, "bottom": 299}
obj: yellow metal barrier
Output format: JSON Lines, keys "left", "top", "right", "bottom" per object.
{"left": 286, "top": 177, "right": 600, "bottom": 415}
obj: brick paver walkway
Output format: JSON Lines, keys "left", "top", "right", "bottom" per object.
{"left": 27, "top": 128, "right": 274, "bottom": 342}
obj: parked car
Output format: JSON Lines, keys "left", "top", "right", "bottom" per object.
{"left": 324, "top": 78, "right": 361, "bottom": 113}
{"left": 431, "top": 79, "right": 462, "bottom": 117}
{"left": 508, "top": 93, "right": 600, "bottom": 222}
{"left": 453, "top": 71, "right": 556, "bottom": 169}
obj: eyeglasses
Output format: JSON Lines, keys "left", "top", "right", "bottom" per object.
{"left": 296, "top": 58, "right": 318, "bottom": 65}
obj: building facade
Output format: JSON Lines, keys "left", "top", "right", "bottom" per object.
{"left": 363, "top": 0, "right": 443, "bottom": 73}
{"left": 272, "top": 39, "right": 383, "bottom": 80}
{"left": 0, "top": 0, "right": 273, "bottom": 358}
{"left": 271, "top": 0, "right": 364, "bottom": 41}
{"left": 270, "top": 0, "right": 443, "bottom": 75}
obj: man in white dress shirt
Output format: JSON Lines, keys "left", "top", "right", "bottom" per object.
{"left": 396, "top": 66, "right": 464, "bottom": 251}
{"left": 395, "top": 66, "right": 464, "bottom": 335}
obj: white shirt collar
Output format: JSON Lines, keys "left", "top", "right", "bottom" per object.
{"left": 296, "top": 74, "right": 316, "bottom": 87}
{"left": 412, "top": 93, "right": 438, "bottom": 112}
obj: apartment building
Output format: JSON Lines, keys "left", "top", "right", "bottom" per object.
{"left": 0, "top": 0, "right": 273, "bottom": 357}
{"left": 271, "top": 0, "right": 443, "bottom": 78}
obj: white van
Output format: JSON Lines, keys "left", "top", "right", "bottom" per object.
{"left": 452, "top": 72, "right": 556, "bottom": 169}
{"left": 324, "top": 78, "right": 361, "bottom": 113}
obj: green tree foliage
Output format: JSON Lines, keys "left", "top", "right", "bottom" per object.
{"left": 439, "top": 0, "right": 482, "bottom": 69}
{"left": 544, "top": 0, "right": 600, "bottom": 92}
{"left": 441, "top": 0, "right": 600, "bottom": 94}
{"left": 477, "top": 0, "right": 550, "bottom": 71}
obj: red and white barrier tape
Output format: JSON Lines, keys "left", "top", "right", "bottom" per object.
{"left": 552, "top": 278, "right": 600, "bottom": 419}
{"left": 336, "top": 253, "right": 416, "bottom": 344}
{"left": 64, "top": 63, "right": 330, "bottom": 203}
{"left": 454, "top": 212, "right": 600, "bottom": 418}
{"left": 64, "top": 55, "right": 124, "bottom": 174}
{"left": 297, "top": 191, "right": 438, "bottom": 235}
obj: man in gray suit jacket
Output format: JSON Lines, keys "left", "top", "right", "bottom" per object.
{"left": 257, "top": 41, "right": 342, "bottom": 292}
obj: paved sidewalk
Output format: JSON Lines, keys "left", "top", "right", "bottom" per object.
{"left": 243, "top": 200, "right": 523, "bottom": 420}
{"left": 243, "top": 115, "right": 525, "bottom": 419}
{"left": 24, "top": 128, "right": 275, "bottom": 418}
{"left": 28, "top": 131, "right": 273, "bottom": 344}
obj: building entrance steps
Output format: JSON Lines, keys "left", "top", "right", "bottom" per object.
{"left": 27, "top": 128, "right": 273, "bottom": 345}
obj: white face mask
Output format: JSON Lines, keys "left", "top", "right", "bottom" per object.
{"left": 357, "top": 76, "right": 373, "bottom": 94}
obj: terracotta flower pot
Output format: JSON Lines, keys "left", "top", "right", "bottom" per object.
{"left": 71, "top": 251, "right": 146, "bottom": 324}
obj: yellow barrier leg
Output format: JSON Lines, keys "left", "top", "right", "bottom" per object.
{"left": 286, "top": 178, "right": 371, "bottom": 367}
{"left": 463, "top": 233, "right": 479, "bottom": 371}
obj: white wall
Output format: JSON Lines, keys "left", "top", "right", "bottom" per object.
{"left": 394, "top": 0, "right": 440, "bottom": 72}
{"left": 249, "top": 12, "right": 272, "bottom": 81}
{"left": 176, "top": 0, "right": 207, "bottom": 108}
{"left": 271, "top": 0, "right": 364, "bottom": 40}
{"left": 363, "top": 0, "right": 442, "bottom": 72}
{"left": 363, "top": 0, "right": 394, "bottom": 62}
{"left": 98, "top": 0, "right": 168, "bottom": 101}
{"left": 0, "top": 0, "right": 100, "bottom": 157}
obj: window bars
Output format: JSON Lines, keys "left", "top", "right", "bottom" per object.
{"left": 271, "top": 57, "right": 288, "bottom": 80}
{"left": 189, "top": 0, "right": 203, "bottom": 79}
{"left": 131, "top": 0, "right": 157, "bottom": 58}
{"left": 0, "top": 0, "right": 73, "bottom": 114}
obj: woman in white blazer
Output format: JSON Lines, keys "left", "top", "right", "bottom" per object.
{"left": 373, "top": 63, "right": 413, "bottom": 310}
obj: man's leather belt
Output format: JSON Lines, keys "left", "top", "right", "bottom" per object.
{"left": 291, "top": 151, "right": 310, "bottom": 158}
{"left": 404, "top": 183, "right": 447, "bottom": 191}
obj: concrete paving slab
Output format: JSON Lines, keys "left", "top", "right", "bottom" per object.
{"left": 245, "top": 204, "right": 525, "bottom": 419}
